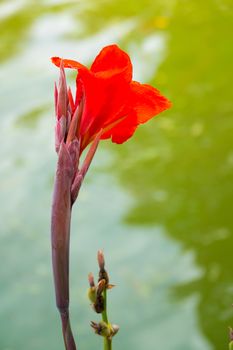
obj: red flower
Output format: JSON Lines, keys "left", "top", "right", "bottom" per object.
{"left": 51, "top": 44, "right": 171, "bottom": 153}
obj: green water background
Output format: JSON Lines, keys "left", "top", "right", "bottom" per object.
{"left": 0, "top": 0, "right": 232, "bottom": 349}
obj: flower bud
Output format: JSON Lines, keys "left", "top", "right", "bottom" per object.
{"left": 90, "top": 321, "right": 119, "bottom": 339}
{"left": 57, "top": 62, "right": 68, "bottom": 120}
{"left": 88, "top": 272, "right": 95, "bottom": 288}
{"left": 90, "top": 321, "right": 112, "bottom": 338}
{"left": 87, "top": 287, "right": 96, "bottom": 304}
{"left": 111, "top": 324, "right": 120, "bottom": 337}
{"left": 87, "top": 273, "right": 96, "bottom": 303}
{"left": 97, "top": 250, "right": 105, "bottom": 270}
{"left": 98, "top": 269, "right": 109, "bottom": 286}
{"left": 96, "top": 279, "right": 106, "bottom": 295}
{"left": 97, "top": 250, "right": 109, "bottom": 285}
{"left": 93, "top": 294, "right": 104, "bottom": 313}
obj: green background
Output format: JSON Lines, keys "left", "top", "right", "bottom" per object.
{"left": 0, "top": 0, "right": 232, "bottom": 349}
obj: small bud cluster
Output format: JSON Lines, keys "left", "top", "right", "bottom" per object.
{"left": 90, "top": 321, "right": 119, "bottom": 339}
{"left": 88, "top": 250, "right": 119, "bottom": 341}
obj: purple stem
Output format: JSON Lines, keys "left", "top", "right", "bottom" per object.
{"left": 51, "top": 133, "right": 100, "bottom": 349}
{"left": 51, "top": 143, "right": 77, "bottom": 350}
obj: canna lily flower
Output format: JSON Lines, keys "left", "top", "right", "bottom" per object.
{"left": 51, "top": 44, "right": 171, "bottom": 153}
{"left": 50, "top": 44, "right": 171, "bottom": 350}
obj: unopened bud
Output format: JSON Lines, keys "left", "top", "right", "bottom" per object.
{"left": 99, "top": 269, "right": 109, "bottom": 286}
{"left": 87, "top": 273, "right": 96, "bottom": 303}
{"left": 90, "top": 321, "right": 111, "bottom": 338}
{"left": 97, "top": 250, "right": 105, "bottom": 270}
{"left": 91, "top": 279, "right": 106, "bottom": 313}
{"left": 93, "top": 294, "right": 104, "bottom": 313}
{"left": 90, "top": 321, "right": 119, "bottom": 339}
{"left": 57, "top": 62, "right": 68, "bottom": 120}
{"left": 87, "top": 287, "right": 96, "bottom": 304}
{"left": 88, "top": 272, "right": 95, "bottom": 288}
{"left": 97, "top": 250, "right": 109, "bottom": 285}
{"left": 96, "top": 279, "right": 105, "bottom": 295}
{"left": 111, "top": 324, "right": 120, "bottom": 337}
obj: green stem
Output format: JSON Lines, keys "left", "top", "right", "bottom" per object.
{"left": 102, "top": 289, "right": 108, "bottom": 323}
{"left": 103, "top": 337, "right": 112, "bottom": 350}
{"left": 102, "top": 288, "right": 112, "bottom": 350}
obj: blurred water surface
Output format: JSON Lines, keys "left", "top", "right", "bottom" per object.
{"left": 0, "top": 0, "right": 232, "bottom": 349}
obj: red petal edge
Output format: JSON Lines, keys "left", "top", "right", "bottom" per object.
{"left": 130, "top": 81, "right": 172, "bottom": 124}
{"left": 90, "top": 44, "right": 132, "bottom": 82}
{"left": 51, "top": 57, "right": 87, "bottom": 70}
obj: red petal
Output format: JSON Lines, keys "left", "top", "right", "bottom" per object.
{"left": 78, "top": 69, "right": 130, "bottom": 149}
{"left": 101, "top": 113, "right": 138, "bottom": 144}
{"left": 51, "top": 56, "right": 87, "bottom": 70}
{"left": 130, "top": 81, "right": 171, "bottom": 123}
{"left": 100, "top": 83, "right": 171, "bottom": 144}
{"left": 90, "top": 45, "right": 132, "bottom": 82}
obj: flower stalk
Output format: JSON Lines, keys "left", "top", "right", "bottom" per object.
{"left": 102, "top": 288, "right": 112, "bottom": 350}
{"left": 51, "top": 142, "right": 76, "bottom": 350}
